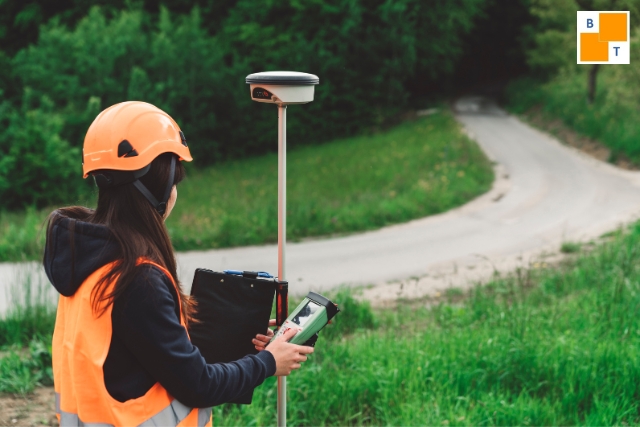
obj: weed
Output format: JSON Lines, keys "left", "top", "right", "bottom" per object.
{"left": 560, "top": 241, "right": 581, "bottom": 254}
{"left": 0, "top": 275, "right": 56, "bottom": 348}
{"left": 0, "top": 272, "right": 56, "bottom": 394}
{"left": 320, "top": 288, "right": 377, "bottom": 341}
{"left": 444, "top": 287, "right": 464, "bottom": 299}
{"left": 0, "top": 339, "right": 53, "bottom": 394}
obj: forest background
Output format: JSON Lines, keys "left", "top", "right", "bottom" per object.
{"left": 1, "top": 0, "right": 639, "bottom": 236}
{"left": 1, "top": 0, "right": 529, "bottom": 209}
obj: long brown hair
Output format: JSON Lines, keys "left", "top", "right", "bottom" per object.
{"left": 47, "top": 153, "right": 195, "bottom": 324}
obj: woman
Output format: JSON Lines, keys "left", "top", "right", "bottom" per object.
{"left": 44, "top": 101, "right": 313, "bottom": 426}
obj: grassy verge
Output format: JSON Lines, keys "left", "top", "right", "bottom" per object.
{"left": 0, "top": 110, "right": 494, "bottom": 261}
{"left": 0, "top": 279, "right": 56, "bottom": 394}
{"left": 505, "top": 71, "right": 640, "bottom": 166}
{"left": 215, "top": 225, "right": 640, "bottom": 426}
{"left": 0, "top": 340, "right": 53, "bottom": 394}
{"left": 5, "top": 222, "right": 640, "bottom": 424}
{"left": 0, "top": 207, "right": 50, "bottom": 263}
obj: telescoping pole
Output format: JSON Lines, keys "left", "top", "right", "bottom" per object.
{"left": 277, "top": 104, "right": 287, "bottom": 427}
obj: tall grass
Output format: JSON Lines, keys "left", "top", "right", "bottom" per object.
{"left": 0, "top": 111, "right": 493, "bottom": 261}
{"left": 5, "top": 210, "right": 640, "bottom": 423}
{"left": 0, "top": 208, "right": 48, "bottom": 262}
{"left": 3, "top": 222, "right": 640, "bottom": 422}
{"left": 0, "top": 339, "right": 53, "bottom": 394}
{"left": 0, "top": 273, "right": 56, "bottom": 393}
{"left": 215, "top": 224, "right": 640, "bottom": 426}
{"left": 2, "top": 221, "right": 640, "bottom": 422}
{"left": 0, "top": 273, "right": 56, "bottom": 347}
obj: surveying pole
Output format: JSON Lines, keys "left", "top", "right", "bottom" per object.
{"left": 246, "top": 71, "right": 319, "bottom": 427}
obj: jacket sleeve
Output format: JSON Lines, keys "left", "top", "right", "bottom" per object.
{"left": 110, "top": 266, "right": 277, "bottom": 408}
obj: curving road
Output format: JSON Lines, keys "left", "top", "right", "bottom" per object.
{"left": 3, "top": 97, "right": 640, "bottom": 313}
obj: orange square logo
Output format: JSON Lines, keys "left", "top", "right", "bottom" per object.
{"left": 580, "top": 33, "right": 609, "bottom": 61}
{"left": 577, "top": 11, "right": 630, "bottom": 64}
{"left": 599, "top": 13, "right": 627, "bottom": 41}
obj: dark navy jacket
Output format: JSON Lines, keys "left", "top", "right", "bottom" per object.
{"left": 43, "top": 213, "right": 276, "bottom": 407}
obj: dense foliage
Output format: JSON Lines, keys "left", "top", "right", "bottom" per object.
{"left": 506, "top": 0, "right": 640, "bottom": 163}
{"left": 0, "top": 0, "right": 491, "bottom": 209}
{"left": 524, "top": 0, "right": 640, "bottom": 77}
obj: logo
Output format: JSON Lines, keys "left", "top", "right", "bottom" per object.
{"left": 577, "top": 11, "right": 630, "bottom": 64}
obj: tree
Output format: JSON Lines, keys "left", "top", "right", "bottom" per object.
{"left": 527, "top": 0, "right": 640, "bottom": 103}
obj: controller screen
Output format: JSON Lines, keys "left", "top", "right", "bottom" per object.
{"left": 291, "top": 301, "right": 321, "bottom": 327}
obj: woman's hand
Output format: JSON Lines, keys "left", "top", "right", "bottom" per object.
{"left": 253, "top": 319, "right": 277, "bottom": 351}
{"left": 265, "top": 328, "right": 315, "bottom": 376}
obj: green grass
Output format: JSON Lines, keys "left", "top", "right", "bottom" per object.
{"left": 3, "top": 222, "right": 640, "bottom": 422}
{"left": 0, "top": 274, "right": 57, "bottom": 348}
{"left": 213, "top": 223, "right": 640, "bottom": 426}
{"left": 560, "top": 241, "right": 581, "bottom": 254}
{"left": 169, "top": 111, "right": 493, "bottom": 250}
{"left": 506, "top": 71, "right": 640, "bottom": 165}
{"left": 0, "top": 278, "right": 56, "bottom": 394}
{"left": 0, "top": 207, "right": 48, "bottom": 262}
{"left": 0, "top": 111, "right": 494, "bottom": 261}
{"left": 0, "top": 339, "right": 53, "bottom": 394}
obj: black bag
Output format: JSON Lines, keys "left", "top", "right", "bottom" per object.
{"left": 188, "top": 269, "right": 281, "bottom": 405}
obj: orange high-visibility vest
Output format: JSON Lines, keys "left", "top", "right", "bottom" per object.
{"left": 52, "top": 260, "right": 212, "bottom": 427}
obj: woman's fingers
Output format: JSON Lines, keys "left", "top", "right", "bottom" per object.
{"left": 266, "top": 330, "right": 315, "bottom": 376}
{"left": 268, "top": 319, "right": 277, "bottom": 326}
{"left": 274, "top": 327, "right": 300, "bottom": 343}
{"left": 297, "top": 345, "right": 315, "bottom": 355}
{"left": 255, "top": 334, "right": 270, "bottom": 342}
{"left": 253, "top": 337, "right": 269, "bottom": 351}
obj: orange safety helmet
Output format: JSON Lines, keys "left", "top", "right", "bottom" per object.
{"left": 83, "top": 101, "right": 193, "bottom": 215}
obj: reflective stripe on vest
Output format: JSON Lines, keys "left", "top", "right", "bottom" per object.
{"left": 55, "top": 393, "right": 212, "bottom": 427}
{"left": 53, "top": 260, "right": 213, "bottom": 427}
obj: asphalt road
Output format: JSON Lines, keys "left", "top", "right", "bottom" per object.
{"left": 3, "top": 96, "right": 640, "bottom": 314}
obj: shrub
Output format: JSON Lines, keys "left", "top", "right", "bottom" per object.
{"left": 0, "top": 95, "right": 88, "bottom": 209}
{"left": 321, "top": 288, "right": 377, "bottom": 341}
{"left": 12, "top": 7, "right": 227, "bottom": 167}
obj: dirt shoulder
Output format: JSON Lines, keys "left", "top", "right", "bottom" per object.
{"left": 0, "top": 387, "right": 57, "bottom": 427}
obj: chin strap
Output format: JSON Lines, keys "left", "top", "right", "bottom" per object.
{"left": 132, "top": 155, "right": 176, "bottom": 216}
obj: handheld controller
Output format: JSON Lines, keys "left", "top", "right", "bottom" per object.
{"left": 270, "top": 292, "right": 339, "bottom": 345}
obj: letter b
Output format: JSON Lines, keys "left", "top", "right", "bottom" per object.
{"left": 587, "top": 18, "right": 594, "bottom": 28}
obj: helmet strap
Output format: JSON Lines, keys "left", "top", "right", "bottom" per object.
{"left": 132, "top": 155, "right": 176, "bottom": 216}
{"left": 92, "top": 165, "right": 150, "bottom": 189}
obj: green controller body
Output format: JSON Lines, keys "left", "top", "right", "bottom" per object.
{"left": 270, "top": 292, "right": 339, "bottom": 345}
